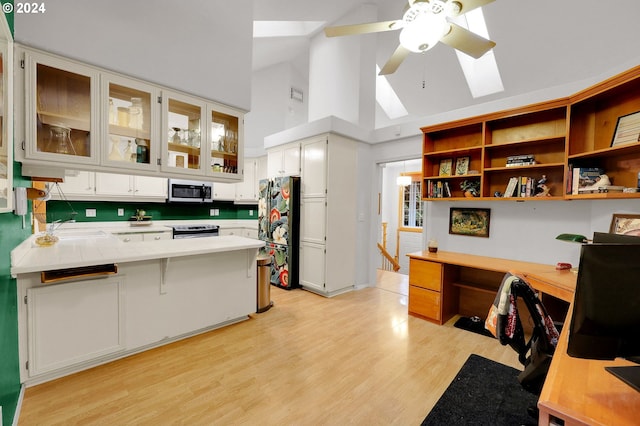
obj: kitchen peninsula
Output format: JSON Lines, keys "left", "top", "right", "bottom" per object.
{"left": 11, "top": 230, "right": 264, "bottom": 385}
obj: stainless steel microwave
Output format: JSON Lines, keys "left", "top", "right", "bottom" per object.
{"left": 167, "top": 179, "right": 213, "bottom": 203}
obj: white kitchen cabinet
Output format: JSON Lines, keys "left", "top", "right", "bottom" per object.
{"left": 235, "top": 157, "right": 258, "bottom": 203}
{"left": 113, "top": 230, "right": 172, "bottom": 243}
{"left": 16, "top": 45, "right": 245, "bottom": 182}
{"left": 299, "top": 133, "right": 357, "bottom": 297}
{"left": 267, "top": 142, "right": 300, "bottom": 177}
{"left": 55, "top": 170, "right": 96, "bottom": 197}
{"left": 300, "top": 197, "right": 326, "bottom": 245}
{"left": 53, "top": 171, "right": 166, "bottom": 201}
{"left": 122, "top": 259, "right": 167, "bottom": 349}
{"left": 94, "top": 172, "right": 167, "bottom": 199}
{"left": 26, "top": 277, "right": 125, "bottom": 377}
{"left": 20, "top": 48, "right": 100, "bottom": 167}
{"left": 213, "top": 182, "right": 236, "bottom": 200}
{"left": 256, "top": 155, "right": 268, "bottom": 182}
{"left": 299, "top": 242, "right": 326, "bottom": 293}
{"left": 101, "top": 72, "right": 160, "bottom": 173}
{"left": 300, "top": 137, "right": 327, "bottom": 197}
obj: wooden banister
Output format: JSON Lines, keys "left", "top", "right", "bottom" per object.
{"left": 377, "top": 243, "right": 400, "bottom": 272}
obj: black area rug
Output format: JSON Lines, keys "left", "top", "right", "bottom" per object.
{"left": 454, "top": 316, "right": 495, "bottom": 338}
{"left": 421, "top": 354, "right": 538, "bottom": 426}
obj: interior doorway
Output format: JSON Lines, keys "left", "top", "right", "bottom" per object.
{"left": 377, "top": 158, "right": 423, "bottom": 276}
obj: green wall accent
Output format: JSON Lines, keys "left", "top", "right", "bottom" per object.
{"left": 46, "top": 200, "right": 258, "bottom": 223}
{"left": 1, "top": 162, "right": 30, "bottom": 425}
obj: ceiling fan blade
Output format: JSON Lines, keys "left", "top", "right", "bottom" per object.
{"left": 450, "top": 0, "right": 495, "bottom": 16}
{"left": 379, "top": 45, "right": 411, "bottom": 75}
{"left": 440, "top": 23, "right": 495, "bottom": 59}
{"left": 324, "top": 20, "right": 402, "bottom": 37}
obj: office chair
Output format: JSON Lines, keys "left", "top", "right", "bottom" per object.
{"left": 485, "top": 272, "right": 561, "bottom": 395}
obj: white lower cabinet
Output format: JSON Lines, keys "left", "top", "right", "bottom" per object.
{"left": 18, "top": 248, "right": 258, "bottom": 384}
{"left": 299, "top": 242, "right": 326, "bottom": 293}
{"left": 114, "top": 231, "right": 172, "bottom": 242}
{"left": 26, "top": 277, "right": 125, "bottom": 377}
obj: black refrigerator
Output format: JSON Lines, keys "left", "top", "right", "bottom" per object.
{"left": 258, "top": 176, "right": 300, "bottom": 290}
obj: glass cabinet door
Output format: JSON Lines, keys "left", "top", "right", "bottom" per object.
{"left": 24, "top": 51, "right": 99, "bottom": 164}
{"left": 161, "top": 91, "right": 206, "bottom": 175}
{"left": 102, "top": 74, "right": 159, "bottom": 171}
{"left": 209, "top": 105, "right": 241, "bottom": 177}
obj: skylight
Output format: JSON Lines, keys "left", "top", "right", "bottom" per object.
{"left": 253, "top": 21, "right": 325, "bottom": 38}
{"left": 376, "top": 65, "right": 409, "bottom": 119}
{"left": 450, "top": 8, "right": 504, "bottom": 98}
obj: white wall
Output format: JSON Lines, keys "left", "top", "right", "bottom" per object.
{"left": 366, "top": 135, "right": 640, "bottom": 286}
{"left": 244, "top": 62, "right": 309, "bottom": 157}
{"left": 308, "top": 4, "right": 377, "bottom": 127}
{"left": 14, "top": 0, "right": 254, "bottom": 111}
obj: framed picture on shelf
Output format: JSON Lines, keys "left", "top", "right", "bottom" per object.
{"left": 611, "top": 111, "right": 640, "bottom": 147}
{"left": 609, "top": 213, "right": 640, "bottom": 236}
{"left": 439, "top": 158, "right": 453, "bottom": 176}
{"left": 454, "top": 156, "right": 470, "bottom": 175}
{"left": 449, "top": 207, "right": 491, "bottom": 238}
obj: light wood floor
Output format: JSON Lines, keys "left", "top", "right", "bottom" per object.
{"left": 19, "top": 271, "right": 521, "bottom": 425}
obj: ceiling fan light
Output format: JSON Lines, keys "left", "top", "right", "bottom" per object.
{"left": 399, "top": 12, "right": 448, "bottom": 53}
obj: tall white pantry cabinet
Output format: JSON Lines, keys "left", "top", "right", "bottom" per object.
{"left": 299, "top": 133, "right": 357, "bottom": 296}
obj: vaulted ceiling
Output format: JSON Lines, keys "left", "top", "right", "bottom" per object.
{"left": 253, "top": 0, "right": 640, "bottom": 129}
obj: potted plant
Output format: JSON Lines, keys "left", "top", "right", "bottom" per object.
{"left": 460, "top": 179, "right": 480, "bottom": 197}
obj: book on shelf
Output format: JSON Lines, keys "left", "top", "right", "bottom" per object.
{"left": 506, "top": 154, "right": 536, "bottom": 167}
{"left": 503, "top": 177, "right": 518, "bottom": 197}
{"left": 504, "top": 176, "right": 537, "bottom": 197}
{"left": 572, "top": 167, "right": 605, "bottom": 194}
{"left": 444, "top": 182, "right": 452, "bottom": 198}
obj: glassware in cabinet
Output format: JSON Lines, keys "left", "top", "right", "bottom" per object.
{"left": 102, "top": 74, "right": 158, "bottom": 171}
{"left": 23, "top": 50, "right": 100, "bottom": 165}
{"left": 161, "top": 91, "right": 206, "bottom": 174}
{"left": 210, "top": 108, "right": 240, "bottom": 175}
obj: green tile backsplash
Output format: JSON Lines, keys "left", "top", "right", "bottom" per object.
{"left": 46, "top": 200, "right": 258, "bottom": 223}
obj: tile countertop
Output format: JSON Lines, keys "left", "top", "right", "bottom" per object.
{"left": 10, "top": 230, "right": 264, "bottom": 277}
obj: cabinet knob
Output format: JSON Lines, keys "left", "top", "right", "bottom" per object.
{"left": 154, "top": 236, "right": 161, "bottom": 240}
{"left": 123, "top": 238, "right": 131, "bottom": 242}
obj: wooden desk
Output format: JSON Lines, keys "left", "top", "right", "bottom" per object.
{"left": 537, "top": 306, "right": 640, "bottom": 426}
{"left": 406, "top": 250, "right": 639, "bottom": 425}
{"left": 406, "top": 251, "right": 575, "bottom": 325}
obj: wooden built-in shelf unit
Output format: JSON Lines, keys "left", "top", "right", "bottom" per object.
{"left": 422, "top": 65, "right": 640, "bottom": 201}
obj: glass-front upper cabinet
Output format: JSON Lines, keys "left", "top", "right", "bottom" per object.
{"left": 161, "top": 90, "right": 206, "bottom": 175}
{"left": 209, "top": 103, "right": 242, "bottom": 178}
{"left": 102, "top": 73, "right": 159, "bottom": 171}
{"left": 23, "top": 50, "right": 99, "bottom": 165}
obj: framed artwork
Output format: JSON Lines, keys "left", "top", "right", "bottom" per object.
{"left": 439, "top": 158, "right": 453, "bottom": 176}
{"left": 454, "top": 156, "right": 470, "bottom": 175}
{"left": 609, "top": 213, "right": 640, "bottom": 236}
{"left": 449, "top": 207, "right": 491, "bottom": 238}
{"left": 611, "top": 111, "right": 640, "bottom": 147}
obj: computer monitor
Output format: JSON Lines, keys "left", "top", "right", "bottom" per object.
{"left": 567, "top": 242, "right": 640, "bottom": 392}
{"left": 592, "top": 231, "right": 640, "bottom": 244}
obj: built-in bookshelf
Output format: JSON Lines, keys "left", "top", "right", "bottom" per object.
{"left": 421, "top": 65, "right": 640, "bottom": 201}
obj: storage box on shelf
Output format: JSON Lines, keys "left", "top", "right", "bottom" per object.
{"left": 422, "top": 65, "right": 640, "bottom": 201}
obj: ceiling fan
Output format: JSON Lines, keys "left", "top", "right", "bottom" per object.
{"left": 324, "top": 0, "right": 496, "bottom": 75}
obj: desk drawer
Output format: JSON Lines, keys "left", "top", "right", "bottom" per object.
{"left": 408, "top": 285, "right": 441, "bottom": 322}
{"left": 409, "top": 259, "right": 442, "bottom": 291}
